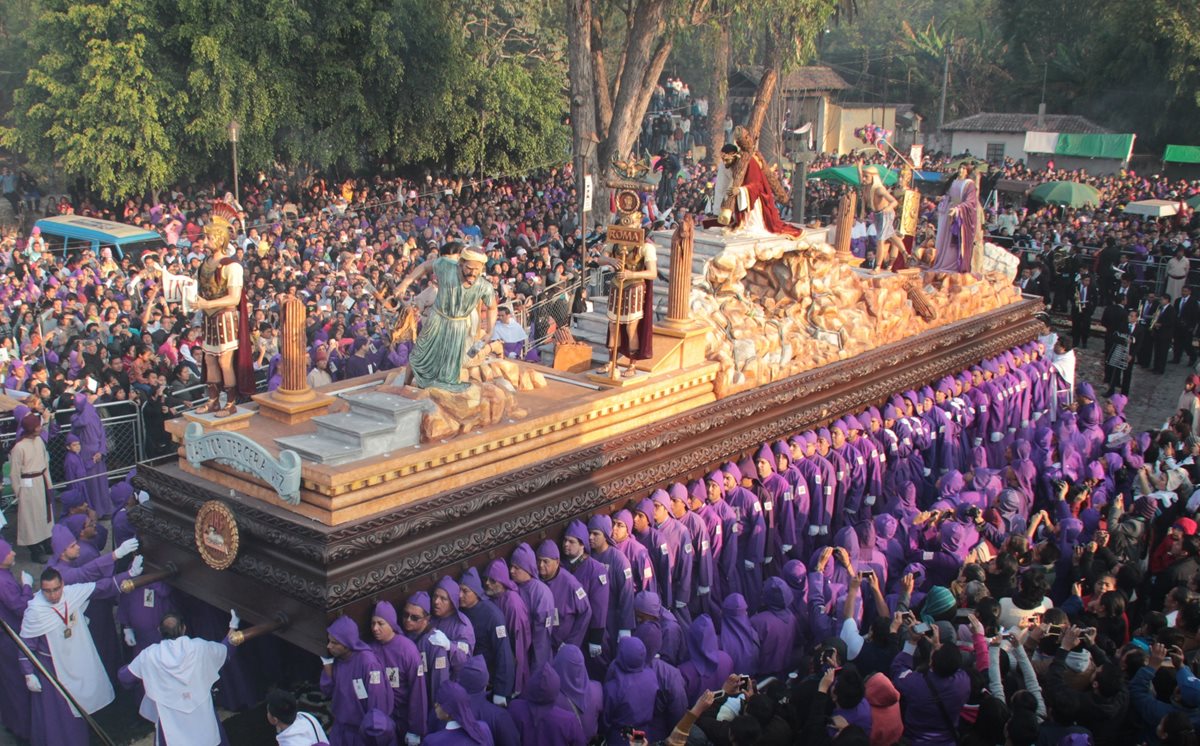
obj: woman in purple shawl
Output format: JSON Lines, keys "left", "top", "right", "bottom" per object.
{"left": 601, "top": 637, "right": 658, "bottom": 744}
{"left": 70, "top": 392, "right": 113, "bottom": 518}
{"left": 553, "top": 645, "right": 602, "bottom": 743}
{"left": 677, "top": 615, "right": 734, "bottom": 703}
{"left": 427, "top": 681, "right": 493, "bottom": 745}
{"left": 749, "top": 578, "right": 795, "bottom": 678}
{"left": 717, "top": 594, "right": 760, "bottom": 676}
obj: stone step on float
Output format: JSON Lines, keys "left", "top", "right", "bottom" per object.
{"left": 340, "top": 390, "right": 428, "bottom": 428}
{"left": 273, "top": 432, "right": 363, "bottom": 465}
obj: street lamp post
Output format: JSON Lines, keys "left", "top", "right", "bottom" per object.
{"left": 227, "top": 119, "right": 240, "bottom": 206}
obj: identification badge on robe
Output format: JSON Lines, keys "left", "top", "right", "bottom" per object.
{"left": 783, "top": 489, "right": 793, "bottom": 502}
{"left": 623, "top": 567, "right": 633, "bottom": 581}
{"left": 143, "top": 589, "right": 155, "bottom": 608}
{"left": 598, "top": 573, "right": 607, "bottom": 585}
{"left": 763, "top": 500, "right": 773, "bottom": 512}
{"left": 684, "top": 543, "right": 693, "bottom": 554}
{"left": 714, "top": 526, "right": 722, "bottom": 537}
{"left": 551, "top": 609, "right": 560, "bottom": 627}
{"left": 496, "top": 625, "right": 507, "bottom": 639}
{"left": 824, "top": 486, "right": 832, "bottom": 496}
{"left": 420, "top": 652, "right": 428, "bottom": 674}
{"left": 642, "top": 567, "right": 653, "bottom": 580}
{"left": 814, "top": 474, "right": 822, "bottom": 484}
{"left": 837, "top": 471, "right": 844, "bottom": 480}
{"left": 575, "top": 587, "right": 587, "bottom": 601}
{"left": 731, "top": 522, "right": 741, "bottom": 534}
{"left": 856, "top": 456, "right": 864, "bottom": 466}
{"left": 353, "top": 678, "right": 369, "bottom": 700}
{"left": 368, "top": 670, "right": 381, "bottom": 686}
{"left": 701, "top": 539, "right": 710, "bottom": 552}
{"left": 435, "top": 655, "right": 447, "bottom": 670}
{"left": 457, "top": 641, "right": 470, "bottom": 654}
{"left": 386, "top": 667, "right": 400, "bottom": 688}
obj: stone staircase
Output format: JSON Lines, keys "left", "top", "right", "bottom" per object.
{"left": 275, "top": 390, "right": 428, "bottom": 465}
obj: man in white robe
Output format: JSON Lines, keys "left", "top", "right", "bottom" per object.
{"left": 20, "top": 561, "right": 142, "bottom": 745}
{"left": 118, "top": 611, "right": 238, "bottom": 746}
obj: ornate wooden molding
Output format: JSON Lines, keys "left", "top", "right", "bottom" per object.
{"left": 133, "top": 300, "right": 1043, "bottom": 611}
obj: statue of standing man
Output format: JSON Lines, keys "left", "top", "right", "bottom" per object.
{"left": 395, "top": 242, "right": 497, "bottom": 392}
{"left": 858, "top": 163, "right": 904, "bottom": 273}
{"left": 192, "top": 201, "right": 254, "bottom": 416}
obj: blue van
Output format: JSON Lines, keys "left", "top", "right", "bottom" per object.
{"left": 33, "top": 215, "right": 164, "bottom": 261}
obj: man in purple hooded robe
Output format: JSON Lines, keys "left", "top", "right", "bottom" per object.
{"left": 633, "top": 590, "right": 686, "bottom": 666}
{"left": 370, "top": 600, "right": 428, "bottom": 741}
{"left": 508, "top": 543, "right": 556, "bottom": 674}
{"left": 701, "top": 474, "right": 741, "bottom": 604}
{"left": 534, "top": 541, "right": 591, "bottom": 651}
{"left": 552, "top": 644, "right": 603, "bottom": 742}
{"left": 483, "top": 559, "right": 531, "bottom": 695}
{"left": 668, "top": 483, "right": 717, "bottom": 621}
{"left": 458, "top": 568, "right": 515, "bottom": 702}
{"left": 456, "top": 656, "right": 519, "bottom": 746}
{"left": 632, "top": 621, "right": 687, "bottom": 742}
{"left": 717, "top": 593, "right": 760, "bottom": 676}
{"left": 753, "top": 446, "right": 796, "bottom": 573}
{"left": 721, "top": 463, "right": 765, "bottom": 611}
{"left": 431, "top": 576, "right": 476, "bottom": 663}
{"left": 645, "top": 491, "right": 695, "bottom": 624}
{"left": 793, "top": 433, "right": 836, "bottom": 545}
{"left": 677, "top": 614, "right": 734, "bottom": 704}
{"left": 425, "top": 681, "right": 493, "bottom": 746}
{"left": 749, "top": 577, "right": 796, "bottom": 678}
{"left": 507, "top": 663, "right": 586, "bottom": 746}
{"left": 610, "top": 510, "right": 656, "bottom": 595}
{"left": 321, "top": 616, "right": 395, "bottom": 746}
{"left": 403, "top": 590, "right": 463, "bottom": 721}
{"left": 601, "top": 636, "right": 658, "bottom": 744}
{"left": 0, "top": 538, "right": 34, "bottom": 742}
{"left": 70, "top": 392, "right": 113, "bottom": 519}
{"left": 559, "top": 521, "right": 610, "bottom": 675}
{"left": 585, "top": 515, "right": 635, "bottom": 652}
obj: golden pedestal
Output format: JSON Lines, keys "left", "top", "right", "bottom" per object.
{"left": 253, "top": 389, "right": 335, "bottom": 425}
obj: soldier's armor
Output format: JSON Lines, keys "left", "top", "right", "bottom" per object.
{"left": 198, "top": 258, "right": 229, "bottom": 303}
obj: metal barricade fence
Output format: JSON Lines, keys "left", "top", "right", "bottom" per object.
{"left": 0, "top": 399, "right": 145, "bottom": 500}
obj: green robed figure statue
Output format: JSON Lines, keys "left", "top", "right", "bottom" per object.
{"left": 395, "top": 242, "right": 498, "bottom": 391}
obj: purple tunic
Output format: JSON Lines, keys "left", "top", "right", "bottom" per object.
{"left": 507, "top": 664, "right": 586, "bottom": 746}
{"left": 70, "top": 394, "right": 113, "bottom": 518}
{"left": 370, "top": 602, "right": 428, "bottom": 737}
{"left": 553, "top": 645, "right": 603, "bottom": 742}
{"left": 116, "top": 580, "right": 173, "bottom": 657}
{"left": 320, "top": 617, "right": 396, "bottom": 746}
{"left": 0, "top": 556, "right": 33, "bottom": 742}
{"left": 748, "top": 578, "right": 796, "bottom": 677}
{"left": 534, "top": 543, "right": 591, "bottom": 651}
{"left": 678, "top": 615, "right": 734, "bottom": 704}
{"left": 601, "top": 637, "right": 658, "bottom": 744}
{"left": 717, "top": 594, "right": 760, "bottom": 676}
{"left": 509, "top": 544, "right": 555, "bottom": 675}
{"left": 484, "top": 560, "right": 532, "bottom": 694}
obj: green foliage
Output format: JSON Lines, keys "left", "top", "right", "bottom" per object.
{"left": 2, "top": 0, "right": 181, "bottom": 201}
{"left": 1, "top": 0, "right": 568, "bottom": 200}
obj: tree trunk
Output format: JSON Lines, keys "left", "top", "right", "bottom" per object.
{"left": 742, "top": 34, "right": 781, "bottom": 149}
{"left": 567, "top": 0, "right": 603, "bottom": 228}
{"left": 707, "top": 22, "right": 730, "bottom": 165}
{"left": 591, "top": 12, "right": 613, "bottom": 138}
{"left": 599, "top": 0, "right": 673, "bottom": 168}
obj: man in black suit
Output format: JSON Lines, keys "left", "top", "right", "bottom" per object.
{"left": 1152, "top": 291, "right": 1178, "bottom": 374}
{"left": 1137, "top": 295, "right": 1161, "bottom": 369}
{"left": 1104, "top": 308, "right": 1141, "bottom": 397}
{"left": 1113, "top": 276, "right": 1142, "bottom": 310}
{"left": 1070, "top": 274, "right": 1097, "bottom": 349}
{"left": 1101, "top": 295, "right": 1131, "bottom": 363}
{"left": 1172, "top": 285, "right": 1199, "bottom": 366}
